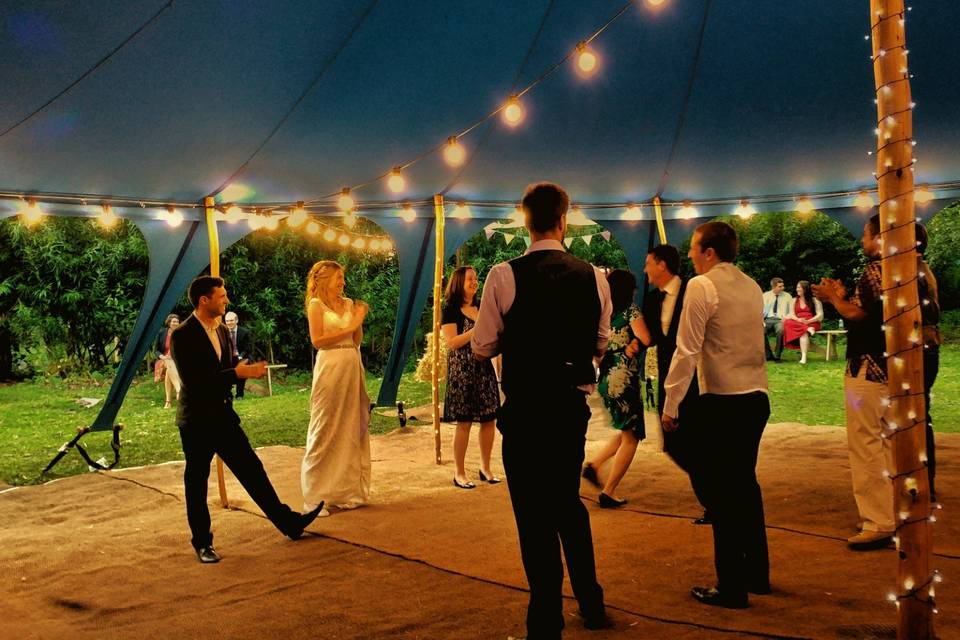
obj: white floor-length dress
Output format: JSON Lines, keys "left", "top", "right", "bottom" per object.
{"left": 301, "top": 298, "right": 371, "bottom": 510}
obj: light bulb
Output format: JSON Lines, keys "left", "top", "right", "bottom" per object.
{"left": 323, "top": 229, "right": 337, "bottom": 242}
{"left": 369, "top": 239, "right": 381, "bottom": 251}
{"left": 337, "top": 188, "right": 354, "bottom": 212}
{"left": 225, "top": 205, "right": 244, "bottom": 223}
{"left": 400, "top": 204, "right": 416, "bottom": 222}
{"left": 20, "top": 200, "right": 44, "bottom": 226}
{"left": 338, "top": 234, "right": 350, "bottom": 247}
{"left": 305, "top": 221, "right": 320, "bottom": 235}
{"left": 915, "top": 186, "right": 934, "bottom": 204}
{"left": 734, "top": 201, "right": 756, "bottom": 219}
{"left": 287, "top": 202, "right": 307, "bottom": 228}
{"left": 502, "top": 95, "right": 525, "bottom": 127}
{"left": 855, "top": 192, "right": 875, "bottom": 210}
{"left": 248, "top": 213, "right": 264, "bottom": 231}
{"left": 263, "top": 215, "right": 279, "bottom": 231}
{"left": 678, "top": 202, "right": 699, "bottom": 219}
{"left": 450, "top": 203, "right": 472, "bottom": 219}
{"left": 387, "top": 167, "right": 406, "bottom": 194}
{"left": 621, "top": 205, "right": 642, "bottom": 221}
{"left": 380, "top": 239, "right": 393, "bottom": 252}
{"left": 575, "top": 43, "right": 598, "bottom": 76}
{"left": 165, "top": 207, "right": 183, "bottom": 228}
{"left": 344, "top": 211, "right": 358, "bottom": 228}
{"left": 443, "top": 136, "right": 466, "bottom": 167}
{"left": 795, "top": 198, "right": 814, "bottom": 214}
{"left": 98, "top": 205, "right": 117, "bottom": 228}
{"left": 352, "top": 237, "right": 366, "bottom": 250}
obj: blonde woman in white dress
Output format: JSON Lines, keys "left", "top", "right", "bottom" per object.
{"left": 301, "top": 261, "right": 371, "bottom": 517}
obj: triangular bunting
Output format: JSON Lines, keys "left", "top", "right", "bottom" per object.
{"left": 564, "top": 237, "right": 573, "bottom": 248}
{"left": 522, "top": 235, "right": 532, "bottom": 248}
{"left": 583, "top": 234, "right": 593, "bottom": 245}
{"left": 601, "top": 230, "right": 611, "bottom": 241}
{"left": 485, "top": 228, "right": 495, "bottom": 239}
{"left": 503, "top": 233, "right": 515, "bottom": 244}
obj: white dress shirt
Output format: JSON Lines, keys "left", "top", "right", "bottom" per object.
{"left": 194, "top": 312, "right": 222, "bottom": 361}
{"left": 663, "top": 262, "right": 768, "bottom": 418}
{"left": 471, "top": 239, "right": 612, "bottom": 391}
{"left": 762, "top": 290, "right": 793, "bottom": 320}
{"left": 660, "top": 274, "right": 682, "bottom": 335}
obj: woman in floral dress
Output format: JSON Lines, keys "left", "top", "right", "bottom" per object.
{"left": 582, "top": 269, "right": 645, "bottom": 508}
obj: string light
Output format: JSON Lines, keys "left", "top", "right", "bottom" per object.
{"left": 352, "top": 237, "right": 366, "bottom": 250}
{"left": 305, "top": 220, "right": 320, "bottom": 235}
{"left": 381, "top": 239, "right": 393, "bottom": 252}
{"left": 734, "top": 201, "right": 756, "bottom": 219}
{"left": 248, "top": 213, "right": 265, "bottom": 231}
{"left": 795, "top": 197, "right": 814, "bottom": 214}
{"left": 502, "top": 95, "right": 525, "bottom": 127}
{"left": 19, "top": 200, "right": 44, "bottom": 226}
{"left": 443, "top": 136, "right": 466, "bottom": 167}
{"left": 915, "top": 186, "right": 934, "bottom": 203}
{"left": 263, "top": 214, "right": 279, "bottom": 231}
{"left": 387, "top": 167, "right": 406, "bottom": 194}
{"left": 621, "top": 204, "right": 642, "bottom": 220}
{"left": 338, "top": 234, "right": 350, "bottom": 247}
{"left": 286, "top": 201, "right": 307, "bottom": 228}
{"left": 343, "top": 210, "right": 358, "bottom": 228}
{"left": 450, "top": 202, "right": 472, "bottom": 219}
{"left": 400, "top": 203, "right": 416, "bottom": 222}
{"left": 98, "top": 204, "right": 117, "bottom": 228}
{"left": 567, "top": 205, "right": 593, "bottom": 225}
{"left": 575, "top": 42, "right": 599, "bottom": 76}
{"left": 323, "top": 228, "right": 337, "bottom": 242}
{"left": 225, "top": 205, "right": 244, "bottom": 223}
{"left": 678, "top": 202, "right": 698, "bottom": 219}
{"left": 337, "top": 188, "right": 354, "bottom": 212}
{"left": 164, "top": 206, "right": 183, "bottom": 228}
{"left": 855, "top": 191, "right": 875, "bottom": 210}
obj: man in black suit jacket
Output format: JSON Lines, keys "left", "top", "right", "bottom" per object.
{"left": 224, "top": 311, "right": 252, "bottom": 399}
{"left": 472, "top": 183, "right": 612, "bottom": 638}
{"left": 171, "top": 276, "right": 323, "bottom": 563}
{"left": 626, "top": 244, "right": 706, "bottom": 521}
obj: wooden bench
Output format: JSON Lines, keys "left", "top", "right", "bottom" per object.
{"left": 264, "top": 364, "right": 288, "bottom": 396}
{"left": 815, "top": 330, "right": 847, "bottom": 361}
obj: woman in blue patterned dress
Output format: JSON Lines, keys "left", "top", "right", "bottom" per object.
{"left": 582, "top": 269, "right": 646, "bottom": 508}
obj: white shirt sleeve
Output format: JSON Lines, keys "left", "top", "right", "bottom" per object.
{"left": 662, "top": 276, "right": 717, "bottom": 418}
{"left": 594, "top": 267, "right": 612, "bottom": 354}
{"left": 471, "top": 263, "right": 511, "bottom": 358}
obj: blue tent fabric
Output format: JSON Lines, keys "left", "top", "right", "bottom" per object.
{"left": 1, "top": 1, "right": 958, "bottom": 437}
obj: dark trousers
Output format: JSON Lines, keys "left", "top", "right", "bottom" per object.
{"left": 686, "top": 392, "right": 770, "bottom": 596}
{"left": 924, "top": 347, "right": 940, "bottom": 496}
{"left": 763, "top": 318, "right": 784, "bottom": 359}
{"left": 179, "top": 419, "right": 297, "bottom": 549}
{"left": 499, "top": 391, "right": 604, "bottom": 639}
{"left": 232, "top": 356, "right": 247, "bottom": 398}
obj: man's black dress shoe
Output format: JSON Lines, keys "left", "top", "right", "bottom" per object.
{"left": 598, "top": 492, "right": 627, "bottom": 509}
{"left": 581, "top": 463, "right": 601, "bottom": 488}
{"left": 196, "top": 546, "right": 221, "bottom": 564}
{"left": 748, "top": 582, "right": 772, "bottom": 595}
{"left": 582, "top": 612, "right": 613, "bottom": 630}
{"left": 691, "top": 586, "right": 748, "bottom": 609}
{"left": 287, "top": 501, "right": 325, "bottom": 540}
{"left": 693, "top": 510, "right": 712, "bottom": 525}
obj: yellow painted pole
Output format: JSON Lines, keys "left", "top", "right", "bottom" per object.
{"left": 204, "top": 197, "right": 229, "bottom": 509}
{"left": 432, "top": 194, "right": 445, "bottom": 465}
{"left": 652, "top": 196, "right": 667, "bottom": 244}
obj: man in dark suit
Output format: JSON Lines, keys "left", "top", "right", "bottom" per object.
{"left": 171, "top": 276, "right": 323, "bottom": 564}
{"left": 625, "top": 244, "right": 706, "bottom": 524}
{"left": 472, "top": 182, "right": 612, "bottom": 638}
{"left": 224, "top": 311, "right": 252, "bottom": 399}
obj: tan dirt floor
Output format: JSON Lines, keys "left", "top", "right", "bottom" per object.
{"left": 1, "top": 396, "right": 957, "bottom": 639}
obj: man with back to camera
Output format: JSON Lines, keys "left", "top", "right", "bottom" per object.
{"left": 171, "top": 276, "right": 323, "bottom": 563}
{"left": 472, "top": 182, "right": 612, "bottom": 638}
{"left": 662, "top": 221, "right": 771, "bottom": 609}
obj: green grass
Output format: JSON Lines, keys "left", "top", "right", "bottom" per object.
{"left": 0, "top": 345, "right": 956, "bottom": 487}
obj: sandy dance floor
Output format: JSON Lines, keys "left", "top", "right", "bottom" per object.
{"left": 2, "top": 398, "right": 958, "bottom": 639}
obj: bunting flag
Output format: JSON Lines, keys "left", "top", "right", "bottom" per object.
{"left": 564, "top": 237, "right": 573, "bottom": 248}
{"left": 503, "top": 233, "right": 515, "bottom": 244}
{"left": 601, "top": 230, "right": 611, "bottom": 241}
{"left": 522, "top": 236, "right": 531, "bottom": 248}
{"left": 485, "top": 228, "right": 495, "bottom": 239}
{"left": 583, "top": 234, "right": 593, "bottom": 245}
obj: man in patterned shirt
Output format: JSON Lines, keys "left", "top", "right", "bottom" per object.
{"left": 813, "top": 214, "right": 893, "bottom": 550}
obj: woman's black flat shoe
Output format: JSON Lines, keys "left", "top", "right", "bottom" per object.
{"left": 598, "top": 492, "right": 627, "bottom": 508}
{"left": 581, "top": 463, "right": 601, "bottom": 488}
{"left": 453, "top": 478, "right": 476, "bottom": 489}
{"left": 479, "top": 470, "right": 502, "bottom": 484}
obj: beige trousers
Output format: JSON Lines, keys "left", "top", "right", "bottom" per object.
{"left": 844, "top": 368, "right": 894, "bottom": 532}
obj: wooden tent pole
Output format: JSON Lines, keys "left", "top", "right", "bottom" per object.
{"left": 432, "top": 194, "right": 445, "bottom": 465}
{"left": 652, "top": 196, "right": 667, "bottom": 244}
{"left": 869, "top": 2, "right": 933, "bottom": 638}
{"left": 204, "top": 196, "right": 230, "bottom": 509}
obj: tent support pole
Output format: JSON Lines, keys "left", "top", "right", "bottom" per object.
{"left": 432, "top": 195, "right": 445, "bottom": 465}
{"left": 204, "top": 196, "right": 230, "bottom": 509}
{"left": 870, "top": 2, "right": 932, "bottom": 637}
{"left": 652, "top": 196, "right": 667, "bottom": 244}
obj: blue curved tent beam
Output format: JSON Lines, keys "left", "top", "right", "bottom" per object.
{"left": 89, "top": 218, "right": 252, "bottom": 430}
{"left": 374, "top": 214, "right": 502, "bottom": 407}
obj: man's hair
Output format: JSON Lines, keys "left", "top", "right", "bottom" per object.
{"left": 521, "top": 182, "right": 570, "bottom": 233}
{"left": 866, "top": 213, "right": 880, "bottom": 237}
{"left": 189, "top": 275, "right": 224, "bottom": 308}
{"left": 607, "top": 269, "right": 638, "bottom": 317}
{"left": 770, "top": 277, "right": 784, "bottom": 288}
{"left": 224, "top": 311, "right": 238, "bottom": 322}
{"left": 648, "top": 244, "right": 680, "bottom": 276}
{"left": 694, "top": 221, "right": 739, "bottom": 262}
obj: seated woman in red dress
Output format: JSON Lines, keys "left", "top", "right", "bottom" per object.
{"left": 783, "top": 280, "right": 823, "bottom": 364}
